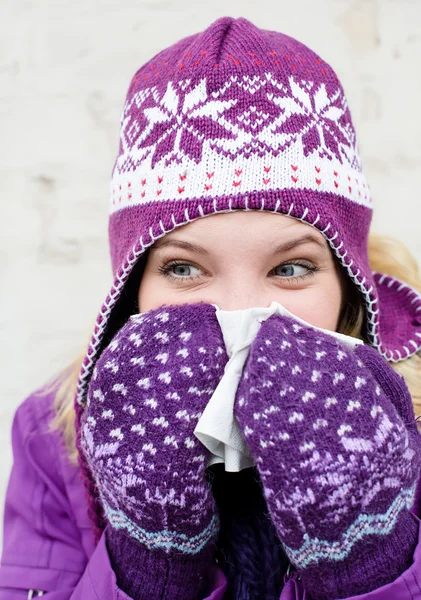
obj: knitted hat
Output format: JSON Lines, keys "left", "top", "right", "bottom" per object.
{"left": 75, "top": 16, "right": 421, "bottom": 415}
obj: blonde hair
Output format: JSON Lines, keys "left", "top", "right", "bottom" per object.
{"left": 47, "top": 232, "right": 421, "bottom": 466}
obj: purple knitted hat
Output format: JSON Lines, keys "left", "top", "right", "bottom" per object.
{"left": 75, "top": 16, "right": 421, "bottom": 416}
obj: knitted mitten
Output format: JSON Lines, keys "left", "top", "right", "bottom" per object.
{"left": 234, "top": 313, "right": 421, "bottom": 600}
{"left": 80, "top": 302, "right": 228, "bottom": 600}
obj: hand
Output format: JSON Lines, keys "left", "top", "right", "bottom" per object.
{"left": 80, "top": 302, "right": 228, "bottom": 597}
{"left": 234, "top": 313, "right": 421, "bottom": 599}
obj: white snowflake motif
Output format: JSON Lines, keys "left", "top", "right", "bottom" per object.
{"left": 119, "top": 78, "right": 237, "bottom": 169}
{"left": 272, "top": 76, "right": 357, "bottom": 165}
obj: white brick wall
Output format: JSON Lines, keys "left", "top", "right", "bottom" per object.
{"left": 1, "top": 0, "right": 420, "bottom": 553}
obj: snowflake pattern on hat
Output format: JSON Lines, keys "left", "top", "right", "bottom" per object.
{"left": 112, "top": 74, "right": 365, "bottom": 213}
{"left": 119, "top": 75, "right": 355, "bottom": 168}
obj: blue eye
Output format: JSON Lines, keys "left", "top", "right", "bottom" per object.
{"left": 172, "top": 263, "right": 201, "bottom": 278}
{"left": 275, "top": 263, "right": 310, "bottom": 278}
{"left": 158, "top": 261, "right": 202, "bottom": 280}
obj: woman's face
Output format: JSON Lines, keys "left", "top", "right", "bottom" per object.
{"left": 138, "top": 211, "right": 344, "bottom": 331}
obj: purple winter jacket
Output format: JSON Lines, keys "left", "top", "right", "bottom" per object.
{"left": 1, "top": 386, "right": 421, "bottom": 599}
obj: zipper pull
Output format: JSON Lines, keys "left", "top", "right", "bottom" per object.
{"left": 285, "top": 562, "right": 301, "bottom": 583}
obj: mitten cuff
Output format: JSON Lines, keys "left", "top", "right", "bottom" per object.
{"left": 106, "top": 526, "right": 215, "bottom": 600}
{"left": 299, "top": 510, "right": 419, "bottom": 600}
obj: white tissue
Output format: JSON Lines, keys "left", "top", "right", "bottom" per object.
{"left": 193, "top": 301, "right": 363, "bottom": 472}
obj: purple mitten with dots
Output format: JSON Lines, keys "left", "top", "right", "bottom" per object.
{"left": 235, "top": 313, "right": 421, "bottom": 600}
{"left": 80, "top": 302, "right": 228, "bottom": 600}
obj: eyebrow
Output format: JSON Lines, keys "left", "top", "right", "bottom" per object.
{"left": 152, "top": 234, "right": 328, "bottom": 255}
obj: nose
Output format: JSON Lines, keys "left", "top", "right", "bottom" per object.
{"left": 209, "top": 288, "right": 273, "bottom": 312}
{"left": 216, "top": 299, "right": 266, "bottom": 311}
